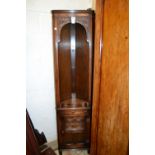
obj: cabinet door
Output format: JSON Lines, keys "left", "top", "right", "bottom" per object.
{"left": 57, "top": 109, "right": 90, "bottom": 148}
{"left": 91, "top": 0, "right": 129, "bottom": 155}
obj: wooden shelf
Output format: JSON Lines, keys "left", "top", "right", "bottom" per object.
{"left": 58, "top": 98, "right": 91, "bottom": 109}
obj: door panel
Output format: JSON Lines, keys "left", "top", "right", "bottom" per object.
{"left": 91, "top": 0, "right": 129, "bottom": 155}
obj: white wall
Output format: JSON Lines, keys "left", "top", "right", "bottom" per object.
{"left": 92, "top": 0, "right": 96, "bottom": 10}
{"left": 27, "top": 0, "right": 92, "bottom": 12}
{"left": 26, "top": 0, "right": 93, "bottom": 142}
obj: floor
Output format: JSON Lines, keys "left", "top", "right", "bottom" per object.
{"left": 48, "top": 141, "right": 88, "bottom": 155}
{"left": 55, "top": 150, "right": 88, "bottom": 155}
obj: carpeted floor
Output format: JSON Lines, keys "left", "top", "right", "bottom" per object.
{"left": 47, "top": 141, "right": 88, "bottom": 155}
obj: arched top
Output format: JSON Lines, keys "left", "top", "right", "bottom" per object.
{"left": 56, "top": 16, "right": 90, "bottom": 42}
{"left": 60, "top": 23, "right": 87, "bottom": 42}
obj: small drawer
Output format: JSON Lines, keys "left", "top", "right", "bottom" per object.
{"left": 62, "top": 117, "right": 86, "bottom": 133}
{"left": 57, "top": 109, "right": 90, "bottom": 116}
{"left": 58, "top": 115, "right": 90, "bottom": 134}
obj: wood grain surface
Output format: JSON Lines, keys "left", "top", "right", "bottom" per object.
{"left": 52, "top": 10, "right": 94, "bottom": 154}
{"left": 91, "top": 0, "right": 129, "bottom": 155}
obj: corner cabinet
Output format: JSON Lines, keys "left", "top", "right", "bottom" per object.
{"left": 52, "top": 10, "right": 94, "bottom": 154}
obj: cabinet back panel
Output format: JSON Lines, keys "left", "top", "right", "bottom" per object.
{"left": 75, "top": 24, "right": 89, "bottom": 101}
{"left": 58, "top": 23, "right": 89, "bottom": 102}
{"left": 58, "top": 24, "right": 72, "bottom": 101}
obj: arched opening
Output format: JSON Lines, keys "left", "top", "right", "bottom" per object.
{"left": 58, "top": 23, "right": 89, "bottom": 107}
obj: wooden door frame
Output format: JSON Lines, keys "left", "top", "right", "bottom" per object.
{"left": 90, "top": 0, "right": 104, "bottom": 155}
{"left": 90, "top": 0, "right": 129, "bottom": 154}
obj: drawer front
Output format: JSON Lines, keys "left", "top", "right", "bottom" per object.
{"left": 61, "top": 117, "right": 88, "bottom": 133}
{"left": 60, "top": 115, "right": 90, "bottom": 132}
{"left": 57, "top": 109, "right": 90, "bottom": 116}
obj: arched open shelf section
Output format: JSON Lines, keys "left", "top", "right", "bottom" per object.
{"left": 58, "top": 23, "right": 90, "bottom": 108}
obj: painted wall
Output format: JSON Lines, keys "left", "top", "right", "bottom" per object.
{"left": 26, "top": 0, "right": 93, "bottom": 142}
{"left": 92, "top": 0, "right": 96, "bottom": 10}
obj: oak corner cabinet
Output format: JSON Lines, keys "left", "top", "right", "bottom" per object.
{"left": 52, "top": 10, "right": 94, "bottom": 155}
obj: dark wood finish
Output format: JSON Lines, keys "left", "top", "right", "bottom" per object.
{"left": 52, "top": 10, "right": 94, "bottom": 154}
{"left": 28, "top": 110, "right": 47, "bottom": 146}
{"left": 75, "top": 23, "right": 89, "bottom": 101}
{"left": 26, "top": 111, "right": 40, "bottom": 155}
{"left": 90, "top": 0, "right": 129, "bottom": 155}
{"left": 26, "top": 111, "right": 56, "bottom": 155}
{"left": 58, "top": 23, "right": 72, "bottom": 101}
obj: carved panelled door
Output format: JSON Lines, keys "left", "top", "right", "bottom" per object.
{"left": 91, "top": 0, "right": 129, "bottom": 155}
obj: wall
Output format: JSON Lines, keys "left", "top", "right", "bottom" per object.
{"left": 92, "top": 0, "right": 96, "bottom": 10}
{"left": 26, "top": 0, "right": 93, "bottom": 142}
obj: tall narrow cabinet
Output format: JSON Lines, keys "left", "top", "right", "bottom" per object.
{"left": 52, "top": 10, "right": 94, "bottom": 154}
